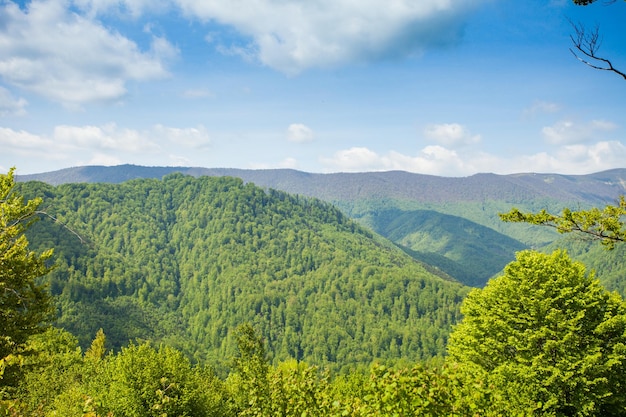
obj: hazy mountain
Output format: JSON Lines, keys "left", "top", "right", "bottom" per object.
{"left": 18, "top": 165, "right": 626, "bottom": 205}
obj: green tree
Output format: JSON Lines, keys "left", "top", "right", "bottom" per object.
{"left": 0, "top": 168, "right": 53, "bottom": 390}
{"left": 448, "top": 250, "right": 626, "bottom": 415}
{"left": 229, "top": 324, "right": 271, "bottom": 416}
{"left": 500, "top": 196, "right": 626, "bottom": 249}
{"left": 98, "top": 342, "right": 232, "bottom": 417}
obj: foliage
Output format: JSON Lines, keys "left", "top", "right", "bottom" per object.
{"left": 18, "top": 174, "right": 468, "bottom": 371}
{"left": 21, "top": 165, "right": 626, "bottom": 285}
{"left": 544, "top": 237, "right": 626, "bottom": 297}
{"left": 12, "top": 329, "right": 234, "bottom": 417}
{"left": 0, "top": 168, "right": 53, "bottom": 392}
{"left": 448, "top": 250, "right": 626, "bottom": 415}
{"left": 500, "top": 196, "right": 626, "bottom": 249}
{"left": 363, "top": 208, "right": 527, "bottom": 286}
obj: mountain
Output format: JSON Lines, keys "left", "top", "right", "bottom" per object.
{"left": 364, "top": 209, "right": 527, "bottom": 287}
{"left": 18, "top": 165, "right": 626, "bottom": 205}
{"left": 18, "top": 174, "right": 468, "bottom": 372}
{"left": 19, "top": 165, "right": 626, "bottom": 287}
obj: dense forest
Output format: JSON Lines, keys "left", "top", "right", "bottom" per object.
{"left": 20, "top": 165, "right": 626, "bottom": 288}
{"left": 17, "top": 174, "right": 467, "bottom": 371}
{"left": 4, "top": 169, "right": 626, "bottom": 415}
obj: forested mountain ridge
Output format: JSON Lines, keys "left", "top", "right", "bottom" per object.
{"left": 19, "top": 165, "right": 626, "bottom": 287}
{"left": 367, "top": 209, "right": 527, "bottom": 287}
{"left": 18, "top": 174, "right": 468, "bottom": 372}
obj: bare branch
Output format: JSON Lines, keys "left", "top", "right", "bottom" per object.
{"left": 569, "top": 20, "right": 626, "bottom": 80}
{"left": 34, "top": 210, "right": 90, "bottom": 246}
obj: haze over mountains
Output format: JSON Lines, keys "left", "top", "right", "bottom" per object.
{"left": 18, "top": 165, "right": 626, "bottom": 205}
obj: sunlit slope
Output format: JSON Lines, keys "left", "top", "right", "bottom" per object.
{"left": 20, "top": 166, "right": 626, "bottom": 287}
{"left": 20, "top": 174, "right": 468, "bottom": 371}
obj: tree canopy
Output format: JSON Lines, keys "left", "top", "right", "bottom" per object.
{"left": 17, "top": 174, "right": 467, "bottom": 371}
{"left": 0, "top": 168, "right": 53, "bottom": 389}
{"left": 448, "top": 250, "right": 626, "bottom": 415}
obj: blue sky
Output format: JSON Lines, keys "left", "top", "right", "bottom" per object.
{"left": 1, "top": 0, "right": 625, "bottom": 176}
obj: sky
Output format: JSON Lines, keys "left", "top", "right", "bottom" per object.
{"left": 1, "top": 0, "right": 625, "bottom": 177}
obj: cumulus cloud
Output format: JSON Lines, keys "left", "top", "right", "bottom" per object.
{"left": 86, "top": 152, "right": 124, "bottom": 166}
{"left": 1, "top": 122, "right": 216, "bottom": 172}
{"left": 175, "top": 0, "right": 487, "bottom": 74}
{"left": 0, "top": 0, "right": 177, "bottom": 105}
{"left": 542, "top": 119, "right": 618, "bottom": 145}
{"left": 250, "top": 157, "right": 300, "bottom": 170}
{"left": 0, "top": 127, "right": 71, "bottom": 163}
{"left": 0, "top": 87, "right": 27, "bottom": 117}
{"left": 153, "top": 124, "right": 211, "bottom": 149}
{"left": 0, "top": 127, "right": 53, "bottom": 150}
{"left": 319, "top": 139, "right": 626, "bottom": 176}
{"left": 320, "top": 147, "right": 382, "bottom": 171}
{"left": 423, "top": 123, "right": 480, "bottom": 147}
{"left": 320, "top": 146, "right": 471, "bottom": 175}
{"left": 287, "top": 123, "right": 314, "bottom": 143}
{"left": 53, "top": 123, "right": 160, "bottom": 152}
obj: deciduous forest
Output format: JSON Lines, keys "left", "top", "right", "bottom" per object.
{"left": 2, "top": 168, "right": 626, "bottom": 416}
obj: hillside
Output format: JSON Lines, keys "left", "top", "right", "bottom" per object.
{"left": 18, "top": 174, "right": 468, "bottom": 372}
{"left": 363, "top": 209, "right": 527, "bottom": 287}
{"left": 18, "top": 165, "right": 626, "bottom": 286}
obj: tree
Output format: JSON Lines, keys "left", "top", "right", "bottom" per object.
{"left": 448, "top": 250, "right": 626, "bottom": 415}
{"left": 0, "top": 168, "right": 53, "bottom": 388}
{"left": 499, "top": 196, "right": 626, "bottom": 249}
{"left": 229, "top": 324, "right": 271, "bottom": 416}
{"left": 570, "top": 0, "right": 625, "bottom": 80}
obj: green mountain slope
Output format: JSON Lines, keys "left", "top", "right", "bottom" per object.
{"left": 19, "top": 165, "right": 626, "bottom": 287}
{"left": 362, "top": 209, "right": 527, "bottom": 287}
{"left": 19, "top": 174, "right": 468, "bottom": 372}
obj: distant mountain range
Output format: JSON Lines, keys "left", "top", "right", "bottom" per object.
{"left": 17, "top": 165, "right": 626, "bottom": 287}
{"left": 17, "top": 165, "right": 626, "bottom": 205}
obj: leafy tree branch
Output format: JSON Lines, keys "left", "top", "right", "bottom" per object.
{"left": 499, "top": 196, "right": 626, "bottom": 249}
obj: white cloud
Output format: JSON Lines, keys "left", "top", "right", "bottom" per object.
{"left": 86, "top": 152, "right": 123, "bottom": 166}
{"left": 320, "top": 139, "right": 626, "bottom": 176}
{"left": 423, "top": 123, "right": 480, "bottom": 147}
{"left": 320, "top": 147, "right": 383, "bottom": 172}
{"left": 176, "top": 0, "right": 488, "bottom": 74}
{"left": 0, "top": 127, "right": 53, "bottom": 149}
{"left": 287, "top": 123, "right": 314, "bottom": 143}
{"left": 320, "top": 146, "right": 470, "bottom": 175}
{"left": 0, "top": 0, "right": 177, "bottom": 105}
{"left": 0, "top": 126, "right": 71, "bottom": 163}
{"left": 542, "top": 119, "right": 618, "bottom": 145}
{"left": 251, "top": 157, "right": 300, "bottom": 170}
{"left": 53, "top": 123, "right": 160, "bottom": 152}
{"left": 153, "top": 124, "right": 211, "bottom": 149}
{"left": 523, "top": 100, "right": 561, "bottom": 118}
{"left": 0, "top": 87, "right": 27, "bottom": 116}
{"left": 1, "top": 122, "right": 215, "bottom": 172}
